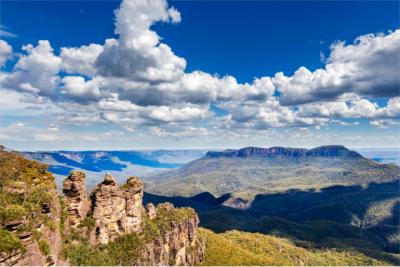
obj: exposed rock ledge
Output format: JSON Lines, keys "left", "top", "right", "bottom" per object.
{"left": 61, "top": 172, "right": 205, "bottom": 266}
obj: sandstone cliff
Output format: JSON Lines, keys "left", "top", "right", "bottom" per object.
{"left": 62, "top": 171, "right": 90, "bottom": 229}
{"left": 61, "top": 173, "right": 205, "bottom": 266}
{"left": 0, "top": 148, "right": 205, "bottom": 266}
{"left": 0, "top": 149, "right": 62, "bottom": 266}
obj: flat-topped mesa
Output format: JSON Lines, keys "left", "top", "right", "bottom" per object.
{"left": 206, "top": 145, "right": 363, "bottom": 159}
{"left": 305, "top": 145, "right": 362, "bottom": 158}
{"left": 62, "top": 170, "right": 90, "bottom": 228}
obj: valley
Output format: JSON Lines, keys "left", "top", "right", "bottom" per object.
{"left": 2, "top": 145, "right": 399, "bottom": 265}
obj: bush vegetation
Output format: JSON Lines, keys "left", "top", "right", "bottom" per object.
{"left": 0, "top": 148, "right": 58, "bottom": 256}
{"left": 200, "top": 228, "right": 390, "bottom": 266}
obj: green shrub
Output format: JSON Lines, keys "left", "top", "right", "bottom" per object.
{"left": 0, "top": 229, "right": 25, "bottom": 254}
{"left": 38, "top": 239, "right": 50, "bottom": 256}
{"left": 0, "top": 205, "right": 26, "bottom": 225}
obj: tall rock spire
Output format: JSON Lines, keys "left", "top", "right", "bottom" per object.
{"left": 62, "top": 170, "right": 90, "bottom": 228}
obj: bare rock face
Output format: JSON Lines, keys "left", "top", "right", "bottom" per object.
{"left": 0, "top": 186, "right": 62, "bottom": 266}
{"left": 145, "top": 203, "right": 156, "bottom": 220}
{"left": 124, "top": 176, "right": 144, "bottom": 233}
{"left": 91, "top": 174, "right": 127, "bottom": 245}
{"left": 62, "top": 171, "right": 90, "bottom": 228}
{"left": 91, "top": 174, "right": 145, "bottom": 245}
{"left": 64, "top": 174, "right": 205, "bottom": 265}
{"left": 138, "top": 205, "right": 205, "bottom": 266}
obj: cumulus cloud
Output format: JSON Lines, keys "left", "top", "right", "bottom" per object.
{"left": 61, "top": 76, "right": 103, "bottom": 102}
{"left": 95, "top": 0, "right": 186, "bottom": 82}
{"left": 274, "top": 30, "right": 400, "bottom": 105}
{"left": 298, "top": 97, "right": 400, "bottom": 120}
{"left": 61, "top": 44, "right": 103, "bottom": 76}
{"left": 0, "top": 40, "right": 12, "bottom": 66}
{"left": 0, "top": 0, "right": 399, "bottom": 144}
{"left": 2, "top": 40, "right": 61, "bottom": 97}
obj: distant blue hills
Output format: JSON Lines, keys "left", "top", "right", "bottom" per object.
{"left": 21, "top": 147, "right": 399, "bottom": 177}
{"left": 22, "top": 150, "right": 207, "bottom": 175}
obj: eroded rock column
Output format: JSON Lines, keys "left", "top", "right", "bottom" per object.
{"left": 124, "top": 176, "right": 144, "bottom": 233}
{"left": 62, "top": 170, "right": 90, "bottom": 228}
{"left": 91, "top": 174, "right": 127, "bottom": 244}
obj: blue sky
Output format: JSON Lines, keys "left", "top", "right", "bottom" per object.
{"left": 0, "top": 0, "right": 399, "bottom": 150}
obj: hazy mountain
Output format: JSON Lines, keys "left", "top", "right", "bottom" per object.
{"left": 22, "top": 150, "right": 207, "bottom": 191}
{"left": 145, "top": 145, "right": 400, "bottom": 201}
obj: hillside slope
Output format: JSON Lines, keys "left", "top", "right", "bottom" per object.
{"left": 200, "top": 229, "right": 395, "bottom": 266}
{"left": 0, "top": 147, "right": 206, "bottom": 266}
{"left": 146, "top": 145, "right": 400, "bottom": 200}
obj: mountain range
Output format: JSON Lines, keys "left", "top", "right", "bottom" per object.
{"left": 22, "top": 150, "right": 207, "bottom": 190}
{"left": 4, "top": 145, "right": 400, "bottom": 265}
{"left": 145, "top": 145, "right": 400, "bottom": 204}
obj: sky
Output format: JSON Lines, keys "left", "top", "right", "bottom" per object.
{"left": 0, "top": 0, "right": 399, "bottom": 151}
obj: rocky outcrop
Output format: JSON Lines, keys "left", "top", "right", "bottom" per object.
{"left": 62, "top": 170, "right": 90, "bottom": 228}
{"left": 87, "top": 174, "right": 205, "bottom": 265}
{"left": 91, "top": 174, "right": 129, "bottom": 245}
{"left": 0, "top": 182, "right": 62, "bottom": 266}
{"left": 1, "top": 148, "right": 205, "bottom": 266}
{"left": 305, "top": 145, "right": 362, "bottom": 158}
{"left": 138, "top": 207, "right": 205, "bottom": 266}
{"left": 124, "top": 176, "right": 144, "bottom": 233}
{"left": 145, "top": 203, "right": 156, "bottom": 220}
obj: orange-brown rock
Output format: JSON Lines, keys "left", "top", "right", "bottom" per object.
{"left": 145, "top": 203, "right": 156, "bottom": 220}
{"left": 91, "top": 174, "right": 127, "bottom": 244}
{"left": 62, "top": 171, "right": 90, "bottom": 228}
{"left": 124, "top": 176, "right": 144, "bottom": 233}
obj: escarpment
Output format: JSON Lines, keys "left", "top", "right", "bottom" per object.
{"left": 0, "top": 148, "right": 205, "bottom": 266}
{"left": 62, "top": 172, "right": 205, "bottom": 265}
{"left": 0, "top": 149, "right": 62, "bottom": 266}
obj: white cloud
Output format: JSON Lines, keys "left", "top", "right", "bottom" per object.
{"left": 95, "top": 0, "right": 186, "bottom": 82}
{"left": 274, "top": 30, "right": 400, "bottom": 105}
{"left": 2, "top": 40, "right": 61, "bottom": 98}
{"left": 146, "top": 105, "right": 209, "bottom": 123}
{"left": 0, "top": 25, "right": 17, "bottom": 38}
{"left": 297, "top": 97, "right": 400, "bottom": 120}
{"left": 61, "top": 44, "right": 103, "bottom": 76}
{"left": 0, "top": 40, "right": 12, "bottom": 66}
{"left": 0, "top": 0, "right": 399, "bottom": 149}
{"left": 61, "top": 76, "right": 103, "bottom": 102}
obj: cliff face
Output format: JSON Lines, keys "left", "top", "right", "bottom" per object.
{"left": 206, "top": 145, "right": 362, "bottom": 159}
{"left": 90, "top": 174, "right": 143, "bottom": 245}
{"left": 61, "top": 172, "right": 205, "bottom": 266}
{"left": 62, "top": 170, "right": 90, "bottom": 229}
{"left": 0, "top": 148, "right": 205, "bottom": 266}
{"left": 138, "top": 203, "right": 205, "bottom": 266}
{"left": 0, "top": 149, "right": 62, "bottom": 266}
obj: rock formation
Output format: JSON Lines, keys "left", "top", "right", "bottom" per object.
{"left": 86, "top": 173, "right": 204, "bottom": 265}
{"left": 0, "top": 175, "right": 62, "bottom": 266}
{"left": 138, "top": 206, "right": 205, "bottom": 266}
{"left": 1, "top": 147, "right": 205, "bottom": 266}
{"left": 123, "top": 176, "right": 144, "bottom": 233}
{"left": 91, "top": 173, "right": 129, "bottom": 245}
{"left": 62, "top": 170, "right": 90, "bottom": 228}
{"left": 145, "top": 203, "right": 156, "bottom": 220}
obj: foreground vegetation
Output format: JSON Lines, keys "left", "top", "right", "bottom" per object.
{"left": 0, "top": 146, "right": 58, "bottom": 257}
{"left": 62, "top": 205, "right": 199, "bottom": 265}
{"left": 200, "top": 228, "right": 392, "bottom": 266}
